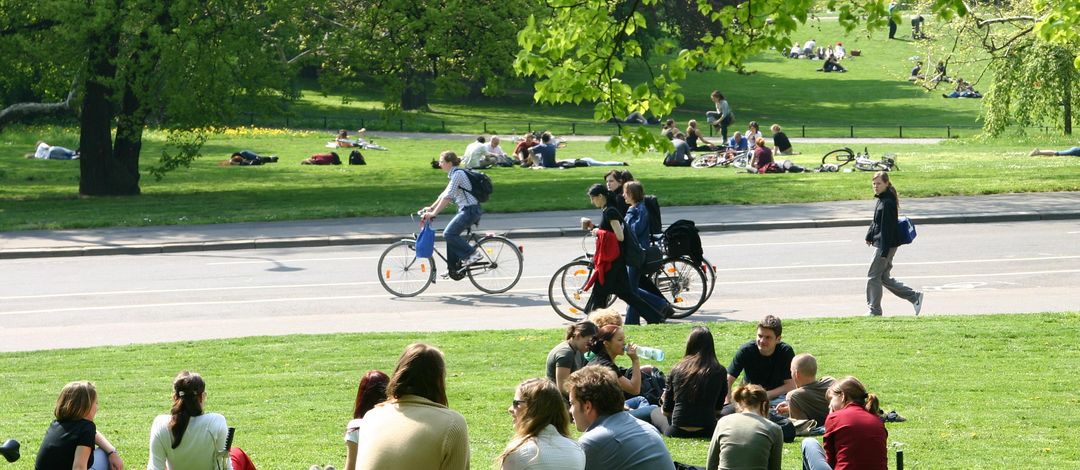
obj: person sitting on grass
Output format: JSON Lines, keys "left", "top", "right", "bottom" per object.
{"left": 513, "top": 133, "right": 538, "bottom": 166}
{"left": 662, "top": 132, "right": 693, "bottom": 167}
{"left": 745, "top": 121, "right": 764, "bottom": 149}
{"left": 908, "top": 61, "right": 924, "bottom": 82}
{"left": 344, "top": 370, "right": 389, "bottom": 470}
{"left": 750, "top": 138, "right": 775, "bottom": 173}
{"left": 36, "top": 381, "right": 124, "bottom": 470}
{"left": 774, "top": 353, "right": 834, "bottom": 427}
{"left": 228, "top": 150, "right": 278, "bottom": 165}
{"left": 335, "top": 129, "right": 355, "bottom": 147}
{"left": 587, "top": 308, "right": 624, "bottom": 329}
{"left": 834, "top": 42, "right": 846, "bottom": 60}
{"left": 527, "top": 132, "right": 559, "bottom": 168}
{"left": 818, "top": 53, "right": 847, "bottom": 73}
{"left": 1030, "top": 146, "right": 1080, "bottom": 157}
{"left": 788, "top": 42, "right": 801, "bottom": 58}
{"left": 485, "top": 136, "right": 514, "bottom": 167}
{"left": 800, "top": 376, "right": 888, "bottom": 470}
{"left": 463, "top": 136, "right": 498, "bottom": 169}
{"left": 352, "top": 343, "right": 470, "bottom": 470}
{"left": 26, "top": 141, "right": 79, "bottom": 160}
{"left": 685, "top": 119, "right": 718, "bottom": 151}
{"left": 301, "top": 152, "right": 342, "bottom": 165}
{"left": 659, "top": 326, "right": 729, "bottom": 439}
{"left": 707, "top": 384, "right": 783, "bottom": 470}
{"left": 149, "top": 371, "right": 255, "bottom": 470}
{"left": 942, "top": 77, "right": 981, "bottom": 98}
{"left": 566, "top": 365, "right": 676, "bottom": 470}
{"left": 727, "top": 132, "right": 749, "bottom": 153}
{"left": 586, "top": 325, "right": 667, "bottom": 428}
{"left": 547, "top": 321, "right": 599, "bottom": 397}
{"left": 660, "top": 118, "right": 678, "bottom": 140}
{"left": 771, "top": 124, "right": 797, "bottom": 155}
{"left": 499, "top": 378, "right": 586, "bottom": 470}
{"left": 724, "top": 315, "right": 795, "bottom": 412}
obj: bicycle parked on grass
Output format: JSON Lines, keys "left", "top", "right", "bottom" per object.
{"left": 692, "top": 149, "right": 753, "bottom": 169}
{"left": 547, "top": 232, "right": 714, "bottom": 321}
{"left": 377, "top": 216, "right": 523, "bottom": 297}
{"left": 821, "top": 147, "right": 900, "bottom": 171}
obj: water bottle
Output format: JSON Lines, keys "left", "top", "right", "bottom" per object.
{"left": 629, "top": 345, "right": 665, "bottom": 361}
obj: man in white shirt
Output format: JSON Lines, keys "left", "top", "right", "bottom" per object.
{"left": 484, "top": 136, "right": 513, "bottom": 167}
{"left": 462, "top": 136, "right": 497, "bottom": 169}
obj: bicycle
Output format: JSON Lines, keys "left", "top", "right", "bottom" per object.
{"left": 821, "top": 147, "right": 900, "bottom": 171}
{"left": 377, "top": 216, "right": 524, "bottom": 297}
{"left": 547, "top": 232, "right": 711, "bottom": 321}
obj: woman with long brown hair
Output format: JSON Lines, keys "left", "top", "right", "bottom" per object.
{"left": 660, "top": 326, "right": 728, "bottom": 438}
{"left": 498, "top": 378, "right": 584, "bottom": 469}
{"left": 351, "top": 343, "right": 469, "bottom": 470}
{"left": 344, "top": 370, "right": 389, "bottom": 470}
{"left": 148, "top": 371, "right": 234, "bottom": 470}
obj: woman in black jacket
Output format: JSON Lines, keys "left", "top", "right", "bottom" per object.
{"left": 865, "top": 171, "right": 923, "bottom": 316}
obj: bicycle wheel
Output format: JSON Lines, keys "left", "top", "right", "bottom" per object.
{"left": 732, "top": 152, "right": 752, "bottom": 169}
{"left": 700, "top": 257, "right": 718, "bottom": 301}
{"left": 467, "top": 236, "right": 524, "bottom": 294}
{"left": 692, "top": 154, "right": 716, "bottom": 168}
{"left": 548, "top": 260, "right": 593, "bottom": 321}
{"left": 377, "top": 240, "right": 435, "bottom": 297}
{"left": 822, "top": 148, "right": 855, "bottom": 167}
{"left": 651, "top": 258, "right": 708, "bottom": 318}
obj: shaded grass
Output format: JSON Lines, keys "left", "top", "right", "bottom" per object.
{"left": 1, "top": 127, "right": 1078, "bottom": 232}
{"left": 1, "top": 314, "right": 1078, "bottom": 469}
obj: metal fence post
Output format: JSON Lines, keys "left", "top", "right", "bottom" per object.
{"left": 442, "top": 121, "right": 446, "bottom": 132}
{"left": 947, "top": 125, "right": 951, "bottom": 138}
{"left": 248, "top": 112, "right": 254, "bottom": 126}
{"left": 400, "top": 119, "right": 404, "bottom": 131}
{"left": 286, "top": 116, "right": 289, "bottom": 127}
{"left": 484, "top": 122, "right": 488, "bottom": 133}
{"left": 899, "top": 125, "right": 903, "bottom": 138}
{"left": 572, "top": 123, "right": 576, "bottom": 135}
{"left": 850, "top": 125, "right": 854, "bottom": 138}
{"left": 801, "top": 125, "right": 805, "bottom": 138}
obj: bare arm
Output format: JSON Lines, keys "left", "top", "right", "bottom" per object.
{"left": 554, "top": 367, "right": 572, "bottom": 396}
{"left": 617, "top": 347, "right": 642, "bottom": 395}
{"left": 95, "top": 431, "right": 124, "bottom": 470}
{"left": 725, "top": 374, "right": 737, "bottom": 404}
{"left": 346, "top": 440, "right": 358, "bottom": 470}
{"left": 609, "top": 219, "right": 625, "bottom": 242}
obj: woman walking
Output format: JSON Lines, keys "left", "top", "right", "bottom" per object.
{"left": 865, "top": 171, "right": 923, "bottom": 316}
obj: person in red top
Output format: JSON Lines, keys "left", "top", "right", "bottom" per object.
{"left": 800, "top": 376, "right": 888, "bottom": 470}
{"left": 513, "top": 133, "right": 539, "bottom": 166}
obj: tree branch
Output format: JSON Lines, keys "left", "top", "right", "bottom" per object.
{"left": 0, "top": 80, "right": 77, "bottom": 131}
{"left": 977, "top": 15, "right": 1036, "bottom": 27}
{"left": 0, "top": 19, "right": 60, "bottom": 37}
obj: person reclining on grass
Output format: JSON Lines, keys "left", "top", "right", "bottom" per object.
{"left": 566, "top": 365, "right": 676, "bottom": 470}
{"left": 301, "top": 152, "right": 341, "bottom": 165}
{"left": 942, "top": 78, "right": 981, "bottom": 98}
{"left": 1030, "top": 146, "right": 1080, "bottom": 157}
{"left": 228, "top": 150, "right": 278, "bottom": 165}
{"left": 26, "top": 141, "right": 79, "bottom": 160}
{"left": 774, "top": 353, "right": 833, "bottom": 428}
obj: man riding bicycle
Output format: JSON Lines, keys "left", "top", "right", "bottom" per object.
{"left": 420, "top": 151, "right": 485, "bottom": 278}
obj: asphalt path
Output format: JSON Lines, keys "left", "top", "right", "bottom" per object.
{"left": 2, "top": 220, "right": 1077, "bottom": 352}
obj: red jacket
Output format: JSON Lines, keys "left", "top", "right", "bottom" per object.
{"left": 584, "top": 229, "right": 620, "bottom": 291}
{"left": 824, "top": 403, "right": 888, "bottom": 470}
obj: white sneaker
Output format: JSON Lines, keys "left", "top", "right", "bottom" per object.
{"left": 464, "top": 249, "right": 485, "bottom": 266}
{"left": 913, "top": 292, "right": 924, "bottom": 316}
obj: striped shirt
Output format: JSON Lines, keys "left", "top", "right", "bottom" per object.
{"left": 439, "top": 168, "right": 478, "bottom": 207}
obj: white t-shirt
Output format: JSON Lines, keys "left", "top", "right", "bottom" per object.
{"left": 148, "top": 413, "right": 232, "bottom": 470}
{"left": 745, "top": 130, "right": 764, "bottom": 149}
{"left": 34, "top": 142, "right": 50, "bottom": 159}
{"left": 462, "top": 141, "right": 489, "bottom": 168}
{"left": 501, "top": 424, "right": 585, "bottom": 470}
{"left": 344, "top": 418, "right": 363, "bottom": 443}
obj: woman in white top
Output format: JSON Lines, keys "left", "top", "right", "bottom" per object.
{"left": 344, "top": 370, "right": 389, "bottom": 470}
{"left": 148, "top": 371, "right": 232, "bottom": 470}
{"left": 499, "top": 378, "right": 585, "bottom": 470}
{"left": 745, "top": 121, "right": 764, "bottom": 150}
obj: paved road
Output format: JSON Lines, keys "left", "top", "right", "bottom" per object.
{"left": 3, "top": 219, "right": 1077, "bottom": 352}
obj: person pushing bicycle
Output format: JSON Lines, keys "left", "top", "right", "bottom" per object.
{"left": 420, "top": 151, "right": 485, "bottom": 278}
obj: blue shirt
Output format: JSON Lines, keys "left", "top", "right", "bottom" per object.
{"left": 532, "top": 143, "right": 557, "bottom": 168}
{"left": 579, "top": 412, "right": 675, "bottom": 470}
{"left": 624, "top": 203, "right": 651, "bottom": 250}
{"left": 728, "top": 136, "right": 748, "bottom": 151}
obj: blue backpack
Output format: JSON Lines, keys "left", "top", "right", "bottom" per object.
{"left": 897, "top": 217, "right": 917, "bottom": 245}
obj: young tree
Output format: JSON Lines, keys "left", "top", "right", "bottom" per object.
{"left": 0, "top": 0, "right": 304, "bottom": 195}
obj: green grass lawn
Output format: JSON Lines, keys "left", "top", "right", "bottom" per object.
{"left": 1, "top": 313, "right": 1077, "bottom": 469}
{"left": 272, "top": 17, "right": 988, "bottom": 138}
{"left": 1, "top": 126, "right": 1078, "bottom": 232}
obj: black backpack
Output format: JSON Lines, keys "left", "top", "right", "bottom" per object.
{"left": 636, "top": 368, "right": 666, "bottom": 406}
{"left": 621, "top": 227, "right": 646, "bottom": 269}
{"left": 459, "top": 168, "right": 493, "bottom": 203}
{"left": 664, "top": 219, "right": 703, "bottom": 264}
{"left": 348, "top": 150, "right": 366, "bottom": 165}
{"left": 643, "top": 195, "right": 662, "bottom": 235}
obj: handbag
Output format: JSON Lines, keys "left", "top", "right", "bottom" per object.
{"left": 415, "top": 221, "right": 435, "bottom": 259}
{"left": 897, "top": 217, "right": 917, "bottom": 245}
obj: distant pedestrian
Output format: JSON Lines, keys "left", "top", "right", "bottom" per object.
{"left": 706, "top": 91, "right": 734, "bottom": 142}
{"left": 887, "top": 2, "right": 897, "bottom": 39}
{"left": 864, "top": 171, "right": 923, "bottom": 316}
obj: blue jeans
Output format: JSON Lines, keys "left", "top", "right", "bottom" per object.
{"left": 625, "top": 396, "right": 658, "bottom": 422}
{"left": 802, "top": 438, "right": 832, "bottom": 470}
{"left": 625, "top": 265, "right": 669, "bottom": 325}
{"left": 1056, "top": 147, "right": 1080, "bottom": 156}
{"left": 444, "top": 205, "right": 481, "bottom": 266}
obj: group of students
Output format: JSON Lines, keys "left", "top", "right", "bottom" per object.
{"left": 662, "top": 117, "right": 798, "bottom": 173}
{"left": 786, "top": 39, "right": 849, "bottom": 73}
{"left": 34, "top": 372, "right": 255, "bottom": 470}
{"left": 458, "top": 132, "right": 626, "bottom": 170}
{"left": 539, "top": 311, "right": 896, "bottom": 470}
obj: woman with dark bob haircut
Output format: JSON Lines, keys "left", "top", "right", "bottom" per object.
{"left": 344, "top": 370, "right": 389, "bottom": 470}
{"left": 351, "top": 344, "right": 470, "bottom": 470}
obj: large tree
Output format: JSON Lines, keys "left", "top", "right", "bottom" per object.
{"left": 0, "top": 0, "right": 304, "bottom": 195}
{"left": 316, "top": 0, "right": 533, "bottom": 111}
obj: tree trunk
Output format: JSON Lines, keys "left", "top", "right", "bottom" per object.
{"left": 400, "top": 68, "right": 430, "bottom": 111}
{"left": 1064, "top": 73, "right": 1073, "bottom": 135}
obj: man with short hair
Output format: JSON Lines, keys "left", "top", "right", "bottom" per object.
{"left": 566, "top": 365, "right": 675, "bottom": 470}
{"left": 527, "top": 132, "right": 558, "bottom": 168}
{"left": 776, "top": 353, "right": 834, "bottom": 425}
{"left": 462, "top": 136, "right": 497, "bottom": 169}
{"left": 726, "top": 315, "right": 796, "bottom": 409}
{"left": 484, "top": 136, "right": 512, "bottom": 167}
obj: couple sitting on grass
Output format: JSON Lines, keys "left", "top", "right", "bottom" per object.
{"left": 513, "top": 131, "right": 626, "bottom": 169}
{"left": 38, "top": 372, "right": 255, "bottom": 470}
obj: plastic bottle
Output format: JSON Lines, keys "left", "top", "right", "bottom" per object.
{"left": 628, "top": 345, "right": 665, "bottom": 361}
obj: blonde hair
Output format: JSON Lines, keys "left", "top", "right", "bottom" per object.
{"left": 498, "top": 378, "right": 572, "bottom": 465}
{"left": 54, "top": 381, "right": 96, "bottom": 422}
{"left": 587, "top": 308, "right": 623, "bottom": 328}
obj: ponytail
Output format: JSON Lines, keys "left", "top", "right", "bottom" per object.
{"left": 865, "top": 393, "right": 881, "bottom": 416}
{"left": 830, "top": 376, "right": 880, "bottom": 416}
{"left": 168, "top": 371, "right": 206, "bottom": 449}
